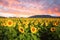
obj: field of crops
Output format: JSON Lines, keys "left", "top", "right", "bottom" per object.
{"left": 0, "top": 18, "right": 60, "bottom": 40}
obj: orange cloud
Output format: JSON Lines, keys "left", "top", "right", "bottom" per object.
{"left": 47, "top": 9, "right": 53, "bottom": 14}
{"left": 0, "top": 0, "right": 60, "bottom": 17}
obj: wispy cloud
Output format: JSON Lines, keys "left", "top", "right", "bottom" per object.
{"left": 0, "top": 0, "right": 60, "bottom": 17}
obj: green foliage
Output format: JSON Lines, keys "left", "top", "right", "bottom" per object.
{"left": 0, "top": 18, "right": 60, "bottom": 40}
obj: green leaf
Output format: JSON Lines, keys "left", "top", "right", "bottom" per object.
{"left": 19, "top": 34, "right": 24, "bottom": 40}
{"left": 14, "top": 38, "right": 18, "bottom": 40}
{"left": 25, "top": 33, "right": 31, "bottom": 40}
{"left": 31, "top": 34, "right": 39, "bottom": 40}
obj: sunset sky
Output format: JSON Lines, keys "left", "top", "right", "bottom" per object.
{"left": 0, "top": 0, "right": 60, "bottom": 17}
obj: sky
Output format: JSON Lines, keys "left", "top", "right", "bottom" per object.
{"left": 0, "top": 0, "right": 60, "bottom": 17}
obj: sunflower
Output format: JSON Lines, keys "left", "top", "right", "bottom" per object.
{"left": 40, "top": 23, "right": 44, "bottom": 26}
{"left": 50, "top": 27, "right": 56, "bottom": 32}
{"left": 2, "top": 23, "right": 7, "bottom": 26}
{"left": 23, "top": 21, "right": 29, "bottom": 25}
{"left": 30, "top": 27, "right": 37, "bottom": 34}
{"left": 53, "top": 22, "right": 58, "bottom": 26}
{"left": 18, "top": 27, "right": 24, "bottom": 33}
{"left": 45, "top": 22, "right": 49, "bottom": 26}
{"left": 24, "top": 24, "right": 28, "bottom": 28}
{"left": 18, "top": 22, "right": 21, "bottom": 26}
{"left": 1, "top": 20, "right": 7, "bottom": 26}
{"left": 34, "top": 21, "right": 38, "bottom": 25}
{"left": 6, "top": 20, "right": 14, "bottom": 27}
{"left": 13, "top": 22, "right": 16, "bottom": 27}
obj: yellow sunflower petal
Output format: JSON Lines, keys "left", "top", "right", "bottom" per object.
{"left": 31, "top": 27, "right": 37, "bottom": 34}
{"left": 6, "top": 20, "right": 14, "bottom": 27}
{"left": 50, "top": 27, "right": 56, "bottom": 32}
{"left": 18, "top": 27, "right": 24, "bottom": 33}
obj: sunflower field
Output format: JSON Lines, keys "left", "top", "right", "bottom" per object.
{"left": 0, "top": 18, "right": 60, "bottom": 40}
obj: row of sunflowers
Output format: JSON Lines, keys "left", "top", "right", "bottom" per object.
{"left": 0, "top": 18, "right": 60, "bottom": 40}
